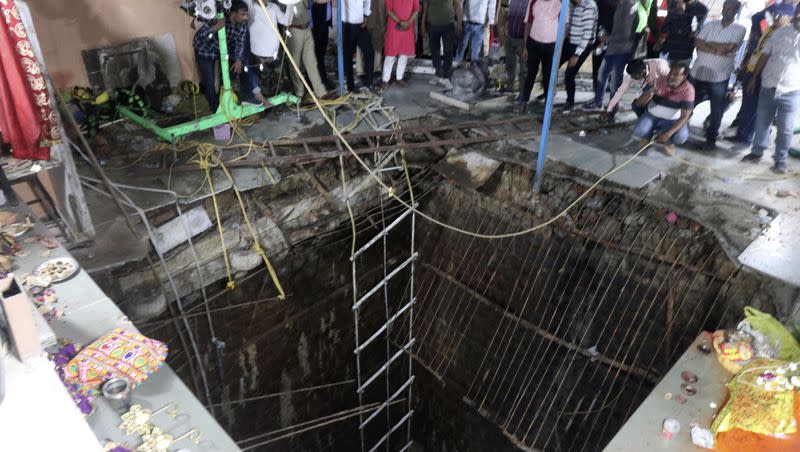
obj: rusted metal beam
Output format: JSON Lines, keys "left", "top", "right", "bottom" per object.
{"left": 294, "top": 163, "right": 341, "bottom": 210}
{"left": 422, "top": 263, "right": 659, "bottom": 384}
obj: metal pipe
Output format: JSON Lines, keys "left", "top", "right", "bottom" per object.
{"left": 336, "top": 0, "right": 345, "bottom": 96}
{"left": 532, "top": 0, "right": 571, "bottom": 192}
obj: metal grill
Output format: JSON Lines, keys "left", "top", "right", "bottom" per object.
{"left": 402, "top": 179, "right": 754, "bottom": 451}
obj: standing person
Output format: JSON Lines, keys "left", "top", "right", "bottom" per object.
{"left": 311, "top": 0, "right": 334, "bottom": 88}
{"left": 593, "top": 0, "right": 618, "bottom": 95}
{"left": 193, "top": 0, "right": 268, "bottom": 112}
{"left": 382, "top": 0, "right": 420, "bottom": 88}
{"left": 515, "top": 0, "right": 562, "bottom": 112}
{"left": 655, "top": 0, "right": 708, "bottom": 62}
{"left": 341, "top": 0, "right": 377, "bottom": 92}
{"left": 689, "top": 0, "right": 745, "bottom": 150}
{"left": 454, "top": 0, "right": 497, "bottom": 65}
{"left": 603, "top": 57, "right": 670, "bottom": 118}
{"left": 286, "top": 1, "right": 331, "bottom": 99}
{"left": 741, "top": 4, "right": 800, "bottom": 174}
{"left": 244, "top": 0, "right": 289, "bottom": 96}
{"left": 423, "top": 0, "right": 463, "bottom": 89}
{"left": 631, "top": 62, "right": 695, "bottom": 155}
{"left": 560, "top": 0, "right": 599, "bottom": 111}
{"left": 500, "top": 0, "right": 529, "bottom": 93}
{"left": 356, "top": 0, "right": 385, "bottom": 83}
{"left": 582, "top": 0, "right": 637, "bottom": 111}
{"left": 728, "top": 3, "right": 795, "bottom": 147}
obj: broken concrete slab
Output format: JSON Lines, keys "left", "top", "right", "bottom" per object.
{"left": 435, "top": 151, "right": 502, "bottom": 189}
{"left": 151, "top": 205, "right": 213, "bottom": 255}
{"left": 738, "top": 213, "right": 800, "bottom": 287}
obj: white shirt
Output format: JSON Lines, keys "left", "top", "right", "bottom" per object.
{"left": 761, "top": 26, "right": 800, "bottom": 96}
{"left": 341, "top": 0, "right": 371, "bottom": 24}
{"left": 244, "top": 0, "right": 289, "bottom": 58}
{"left": 690, "top": 20, "right": 746, "bottom": 83}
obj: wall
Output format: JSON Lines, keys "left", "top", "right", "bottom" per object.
{"left": 26, "top": 0, "right": 196, "bottom": 89}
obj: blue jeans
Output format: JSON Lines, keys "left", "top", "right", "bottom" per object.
{"left": 752, "top": 87, "right": 800, "bottom": 164}
{"left": 691, "top": 78, "right": 728, "bottom": 143}
{"left": 455, "top": 21, "right": 485, "bottom": 64}
{"left": 734, "top": 72, "right": 760, "bottom": 144}
{"left": 236, "top": 47, "right": 262, "bottom": 103}
{"left": 633, "top": 111, "right": 689, "bottom": 144}
{"left": 594, "top": 53, "right": 631, "bottom": 107}
{"left": 196, "top": 53, "right": 219, "bottom": 112}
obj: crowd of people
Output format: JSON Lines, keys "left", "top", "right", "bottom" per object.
{"left": 191, "top": 0, "right": 800, "bottom": 174}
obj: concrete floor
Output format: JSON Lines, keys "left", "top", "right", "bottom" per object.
{"left": 76, "top": 70, "right": 800, "bottom": 291}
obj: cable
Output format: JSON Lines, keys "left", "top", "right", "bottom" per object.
{"left": 205, "top": 379, "right": 356, "bottom": 408}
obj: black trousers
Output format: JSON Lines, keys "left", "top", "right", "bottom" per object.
{"left": 428, "top": 23, "right": 455, "bottom": 79}
{"left": 311, "top": 4, "right": 330, "bottom": 84}
{"left": 342, "top": 22, "right": 374, "bottom": 90}
{"left": 520, "top": 38, "right": 555, "bottom": 102}
{"left": 592, "top": 50, "right": 604, "bottom": 96}
{"left": 559, "top": 42, "right": 595, "bottom": 104}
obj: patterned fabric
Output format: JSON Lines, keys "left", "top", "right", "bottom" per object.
{"left": 506, "top": 0, "right": 528, "bottom": 39}
{"left": 192, "top": 18, "right": 250, "bottom": 62}
{"left": 691, "top": 20, "right": 746, "bottom": 83}
{"left": 760, "top": 26, "right": 800, "bottom": 97}
{"left": 64, "top": 328, "right": 168, "bottom": 396}
{"left": 568, "top": 0, "right": 598, "bottom": 55}
{"left": 0, "top": 0, "right": 60, "bottom": 160}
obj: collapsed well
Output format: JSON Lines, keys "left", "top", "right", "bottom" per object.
{"left": 140, "top": 160, "right": 765, "bottom": 452}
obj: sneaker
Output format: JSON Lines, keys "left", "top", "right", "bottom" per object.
{"left": 535, "top": 93, "right": 546, "bottom": 102}
{"left": 515, "top": 101, "right": 528, "bottom": 114}
{"left": 696, "top": 140, "right": 717, "bottom": 151}
{"left": 561, "top": 101, "right": 575, "bottom": 113}
{"left": 581, "top": 101, "right": 602, "bottom": 112}
{"left": 740, "top": 153, "right": 762, "bottom": 163}
{"left": 771, "top": 162, "right": 788, "bottom": 174}
{"left": 429, "top": 77, "right": 440, "bottom": 86}
{"left": 381, "top": 82, "right": 390, "bottom": 91}
{"left": 439, "top": 78, "right": 453, "bottom": 89}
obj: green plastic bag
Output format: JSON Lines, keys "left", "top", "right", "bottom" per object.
{"left": 745, "top": 306, "right": 800, "bottom": 361}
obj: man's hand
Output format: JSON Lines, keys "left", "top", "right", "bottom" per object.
{"left": 654, "top": 37, "right": 664, "bottom": 52}
{"left": 362, "top": 16, "right": 368, "bottom": 26}
{"left": 567, "top": 55, "right": 579, "bottom": 68}
{"left": 726, "top": 89, "right": 736, "bottom": 102}
{"left": 212, "top": 19, "right": 225, "bottom": 32}
{"left": 633, "top": 91, "right": 653, "bottom": 108}
{"left": 456, "top": 21, "right": 462, "bottom": 36}
{"left": 233, "top": 60, "right": 244, "bottom": 75}
{"left": 421, "top": 23, "right": 427, "bottom": 36}
{"left": 522, "top": 48, "right": 528, "bottom": 60}
{"left": 655, "top": 133, "right": 671, "bottom": 144}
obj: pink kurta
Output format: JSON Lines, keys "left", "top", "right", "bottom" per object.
{"left": 383, "top": 0, "right": 419, "bottom": 57}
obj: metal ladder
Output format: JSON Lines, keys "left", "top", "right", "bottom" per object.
{"left": 350, "top": 181, "right": 417, "bottom": 452}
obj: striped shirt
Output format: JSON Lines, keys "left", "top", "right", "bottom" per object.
{"left": 649, "top": 77, "right": 695, "bottom": 120}
{"left": 568, "top": 0, "right": 598, "bottom": 55}
{"left": 691, "top": 20, "right": 746, "bottom": 83}
{"left": 760, "top": 26, "right": 800, "bottom": 97}
{"left": 507, "top": 0, "right": 529, "bottom": 39}
{"left": 193, "top": 18, "right": 249, "bottom": 61}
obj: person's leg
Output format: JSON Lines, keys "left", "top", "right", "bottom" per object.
{"left": 608, "top": 53, "right": 631, "bottom": 100}
{"left": 441, "top": 23, "right": 455, "bottom": 78}
{"left": 593, "top": 56, "right": 613, "bottom": 107}
{"left": 749, "top": 87, "right": 778, "bottom": 158}
{"left": 287, "top": 33, "right": 307, "bottom": 97}
{"left": 520, "top": 38, "right": 540, "bottom": 103}
{"left": 356, "top": 26, "right": 375, "bottom": 87}
{"left": 591, "top": 51, "right": 605, "bottom": 96}
{"left": 311, "top": 3, "right": 330, "bottom": 83}
{"left": 343, "top": 23, "right": 357, "bottom": 90}
{"left": 237, "top": 49, "right": 262, "bottom": 103}
{"left": 396, "top": 55, "right": 409, "bottom": 80}
{"left": 469, "top": 24, "right": 484, "bottom": 61}
{"left": 669, "top": 121, "right": 690, "bottom": 145}
{"left": 382, "top": 56, "right": 396, "bottom": 83}
{"left": 539, "top": 41, "right": 556, "bottom": 99}
{"left": 772, "top": 90, "right": 800, "bottom": 167}
{"left": 196, "top": 54, "right": 219, "bottom": 112}
{"left": 429, "top": 25, "right": 444, "bottom": 77}
{"left": 705, "top": 81, "right": 728, "bottom": 144}
{"left": 454, "top": 22, "right": 473, "bottom": 65}
{"left": 300, "top": 29, "right": 328, "bottom": 96}
{"left": 356, "top": 48, "right": 364, "bottom": 76}
{"left": 562, "top": 43, "right": 579, "bottom": 104}
{"left": 736, "top": 74, "right": 760, "bottom": 144}
{"left": 633, "top": 112, "right": 656, "bottom": 140}
{"left": 505, "top": 36, "right": 519, "bottom": 88}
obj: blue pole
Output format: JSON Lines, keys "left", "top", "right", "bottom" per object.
{"left": 532, "top": 0, "right": 571, "bottom": 192}
{"left": 336, "top": 0, "right": 346, "bottom": 96}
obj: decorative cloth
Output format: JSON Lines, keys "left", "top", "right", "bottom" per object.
{"left": 0, "top": 0, "right": 60, "bottom": 160}
{"left": 64, "top": 328, "right": 168, "bottom": 396}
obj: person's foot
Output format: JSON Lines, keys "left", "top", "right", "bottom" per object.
{"left": 321, "top": 91, "right": 338, "bottom": 101}
{"left": 515, "top": 101, "right": 528, "bottom": 114}
{"left": 581, "top": 101, "right": 602, "bottom": 112}
{"left": 703, "top": 116, "right": 711, "bottom": 131}
{"left": 740, "top": 153, "right": 762, "bottom": 163}
{"left": 662, "top": 144, "right": 677, "bottom": 156}
{"left": 696, "top": 140, "right": 717, "bottom": 151}
{"left": 394, "top": 79, "right": 407, "bottom": 87}
{"left": 561, "top": 101, "right": 575, "bottom": 113}
{"left": 429, "top": 77, "right": 440, "bottom": 86}
{"left": 439, "top": 78, "right": 453, "bottom": 89}
{"left": 771, "top": 162, "right": 787, "bottom": 174}
{"left": 381, "top": 82, "right": 390, "bottom": 91}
